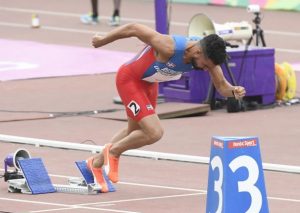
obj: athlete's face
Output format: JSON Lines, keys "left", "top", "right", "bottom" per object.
{"left": 191, "top": 49, "right": 215, "bottom": 71}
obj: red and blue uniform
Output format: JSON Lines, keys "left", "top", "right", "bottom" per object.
{"left": 116, "top": 35, "right": 199, "bottom": 121}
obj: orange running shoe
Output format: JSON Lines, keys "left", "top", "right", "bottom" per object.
{"left": 103, "top": 143, "right": 119, "bottom": 183}
{"left": 86, "top": 157, "right": 109, "bottom": 193}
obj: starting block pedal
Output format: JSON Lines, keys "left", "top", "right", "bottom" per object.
{"left": 74, "top": 160, "right": 116, "bottom": 193}
{"left": 8, "top": 158, "right": 56, "bottom": 194}
{"left": 54, "top": 160, "right": 116, "bottom": 194}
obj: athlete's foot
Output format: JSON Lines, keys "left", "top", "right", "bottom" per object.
{"left": 109, "top": 15, "right": 120, "bottom": 26}
{"left": 103, "top": 143, "right": 119, "bottom": 183}
{"left": 80, "top": 13, "right": 99, "bottom": 25}
{"left": 86, "top": 157, "right": 109, "bottom": 193}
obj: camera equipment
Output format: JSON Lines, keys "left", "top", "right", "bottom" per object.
{"left": 247, "top": 4, "right": 260, "bottom": 13}
{"left": 246, "top": 4, "right": 266, "bottom": 47}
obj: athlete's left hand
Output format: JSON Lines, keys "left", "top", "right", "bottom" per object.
{"left": 92, "top": 33, "right": 105, "bottom": 48}
{"left": 232, "top": 86, "right": 246, "bottom": 100}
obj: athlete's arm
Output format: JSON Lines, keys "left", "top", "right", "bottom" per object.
{"left": 92, "top": 23, "right": 173, "bottom": 59}
{"left": 208, "top": 65, "right": 246, "bottom": 99}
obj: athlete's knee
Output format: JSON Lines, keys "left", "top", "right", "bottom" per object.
{"left": 146, "top": 126, "right": 164, "bottom": 144}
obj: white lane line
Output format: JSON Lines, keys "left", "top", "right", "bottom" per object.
{"left": 118, "top": 181, "right": 205, "bottom": 192}
{"left": 29, "top": 207, "right": 78, "bottom": 213}
{"left": 48, "top": 173, "right": 205, "bottom": 192}
{"left": 0, "top": 197, "right": 70, "bottom": 208}
{"left": 64, "top": 192, "right": 300, "bottom": 208}
{"left": 265, "top": 30, "right": 300, "bottom": 37}
{"left": 0, "top": 21, "right": 100, "bottom": 35}
{"left": 275, "top": 48, "right": 300, "bottom": 54}
{"left": 29, "top": 204, "right": 116, "bottom": 213}
{"left": 268, "top": 197, "right": 300, "bottom": 203}
{"left": 1, "top": 6, "right": 300, "bottom": 37}
{"left": 0, "top": 197, "right": 139, "bottom": 213}
{"left": 79, "top": 192, "right": 204, "bottom": 207}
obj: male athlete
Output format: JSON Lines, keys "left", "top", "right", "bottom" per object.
{"left": 86, "top": 23, "right": 246, "bottom": 192}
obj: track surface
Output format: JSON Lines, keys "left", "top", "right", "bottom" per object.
{"left": 0, "top": 0, "right": 299, "bottom": 212}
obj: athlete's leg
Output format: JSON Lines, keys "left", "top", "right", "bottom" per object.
{"left": 92, "top": 114, "right": 163, "bottom": 163}
{"left": 91, "top": 0, "right": 98, "bottom": 18}
{"left": 113, "top": 0, "right": 121, "bottom": 16}
{"left": 91, "top": 65, "right": 162, "bottom": 182}
{"left": 110, "top": 114, "right": 163, "bottom": 157}
{"left": 102, "top": 114, "right": 163, "bottom": 182}
{"left": 110, "top": 117, "right": 140, "bottom": 143}
{"left": 92, "top": 117, "right": 140, "bottom": 167}
{"left": 110, "top": 0, "right": 121, "bottom": 26}
{"left": 109, "top": 79, "right": 161, "bottom": 156}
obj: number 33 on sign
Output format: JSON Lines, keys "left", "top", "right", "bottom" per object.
{"left": 206, "top": 137, "right": 269, "bottom": 213}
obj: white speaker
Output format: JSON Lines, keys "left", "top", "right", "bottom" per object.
{"left": 188, "top": 13, "right": 252, "bottom": 41}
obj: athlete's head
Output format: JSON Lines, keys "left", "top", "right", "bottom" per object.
{"left": 190, "top": 34, "right": 227, "bottom": 71}
{"left": 200, "top": 34, "right": 227, "bottom": 65}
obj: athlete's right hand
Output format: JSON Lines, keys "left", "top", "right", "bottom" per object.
{"left": 92, "top": 34, "right": 104, "bottom": 48}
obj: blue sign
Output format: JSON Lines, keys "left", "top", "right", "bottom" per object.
{"left": 206, "top": 136, "right": 269, "bottom": 213}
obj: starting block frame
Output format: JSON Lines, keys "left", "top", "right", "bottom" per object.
{"left": 7, "top": 158, "right": 115, "bottom": 195}
{"left": 8, "top": 178, "right": 32, "bottom": 194}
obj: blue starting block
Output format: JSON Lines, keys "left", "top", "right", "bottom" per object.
{"left": 8, "top": 158, "right": 56, "bottom": 194}
{"left": 206, "top": 136, "right": 269, "bottom": 213}
{"left": 75, "top": 160, "right": 116, "bottom": 192}
{"left": 6, "top": 156, "right": 115, "bottom": 195}
{"left": 75, "top": 160, "right": 94, "bottom": 184}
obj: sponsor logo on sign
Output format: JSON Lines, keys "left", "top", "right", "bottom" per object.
{"left": 228, "top": 139, "right": 257, "bottom": 149}
{"left": 213, "top": 140, "right": 224, "bottom": 149}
